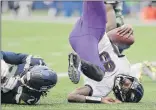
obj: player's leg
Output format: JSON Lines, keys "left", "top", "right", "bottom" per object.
{"left": 130, "top": 61, "right": 156, "bottom": 81}
{"left": 68, "top": 1, "right": 107, "bottom": 83}
{"left": 68, "top": 52, "right": 104, "bottom": 83}
{"left": 150, "top": 61, "right": 156, "bottom": 67}
{"left": 130, "top": 63, "right": 142, "bottom": 81}
{"left": 142, "top": 61, "right": 156, "bottom": 80}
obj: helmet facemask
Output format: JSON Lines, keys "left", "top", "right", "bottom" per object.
{"left": 113, "top": 74, "right": 144, "bottom": 102}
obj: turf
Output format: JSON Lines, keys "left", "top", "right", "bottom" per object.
{"left": 1, "top": 20, "right": 156, "bottom": 110}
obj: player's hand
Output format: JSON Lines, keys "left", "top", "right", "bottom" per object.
{"left": 101, "top": 97, "right": 115, "bottom": 104}
{"left": 117, "top": 24, "right": 133, "bottom": 38}
{"left": 114, "top": 99, "right": 122, "bottom": 104}
{"left": 101, "top": 97, "right": 122, "bottom": 104}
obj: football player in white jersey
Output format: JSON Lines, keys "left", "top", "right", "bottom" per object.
{"left": 67, "top": 1, "right": 144, "bottom": 104}
{"left": 67, "top": 32, "right": 144, "bottom": 104}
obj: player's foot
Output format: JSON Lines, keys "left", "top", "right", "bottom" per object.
{"left": 68, "top": 53, "right": 81, "bottom": 84}
{"left": 142, "top": 61, "right": 156, "bottom": 81}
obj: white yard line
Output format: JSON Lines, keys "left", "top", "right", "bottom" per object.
{"left": 48, "top": 52, "right": 63, "bottom": 57}
{"left": 57, "top": 73, "right": 68, "bottom": 77}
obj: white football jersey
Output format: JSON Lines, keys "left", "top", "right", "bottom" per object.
{"left": 98, "top": 33, "right": 131, "bottom": 77}
{"left": 84, "top": 33, "right": 131, "bottom": 97}
{"left": 1, "top": 59, "right": 10, "bottom": 79}
{"left": 1, "top": 59, "right": 18, "bottom": 93}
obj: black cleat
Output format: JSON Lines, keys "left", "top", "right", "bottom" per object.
{"left": 68, "top": 53, "right": 81, "bottom": 84}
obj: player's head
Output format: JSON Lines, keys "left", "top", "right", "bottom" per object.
{"left": 113, "top": 74, "right": 144, "bottom": 103}
{"left": 21, "top": 65, "right": 57, "bottom": 93}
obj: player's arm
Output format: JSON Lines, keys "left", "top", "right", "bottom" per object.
{"left": 1, "top": 51, "right": 28, "bottom": 65}
{"left": 105, "top": 3, "right": 117, "bottom": 32}
{"left": 1, "top": 51, "right": 46, "bottom": 66}
{"left": 67, "top": 86, "right": 121, "bottom": 104}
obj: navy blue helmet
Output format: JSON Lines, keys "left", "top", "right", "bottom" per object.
{"left": 21, "top": 65, "right": 57, "bottom": 92}
{"left": 113, "top": 74, "right": 144, "bottom": 103}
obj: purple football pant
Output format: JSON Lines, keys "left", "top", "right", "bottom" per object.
{"left": 69, "top": 1, "right": 107, "bottom": 71}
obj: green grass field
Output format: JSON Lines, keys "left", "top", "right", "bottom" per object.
{"left": 2, "top": 20, "right": 156, "bottom": 110}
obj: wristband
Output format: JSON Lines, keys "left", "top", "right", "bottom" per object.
{"left": 85, "top": 96, "right": 102, "bottom": 103}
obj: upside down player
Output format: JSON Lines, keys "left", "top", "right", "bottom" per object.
{"left": 67, "top": 1, "right": 144, "bottom": 104}
{"left": 67, "top": 25, "right": 156, "bottom": 103}
{"left": 68, "top": 1, "right": 134, "bottom": 84}
{"left": 67, "top": 32, "right": 144, "bottom": 104}
{"left": 1, "top": 51, "right": 57, "bottom": 105}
